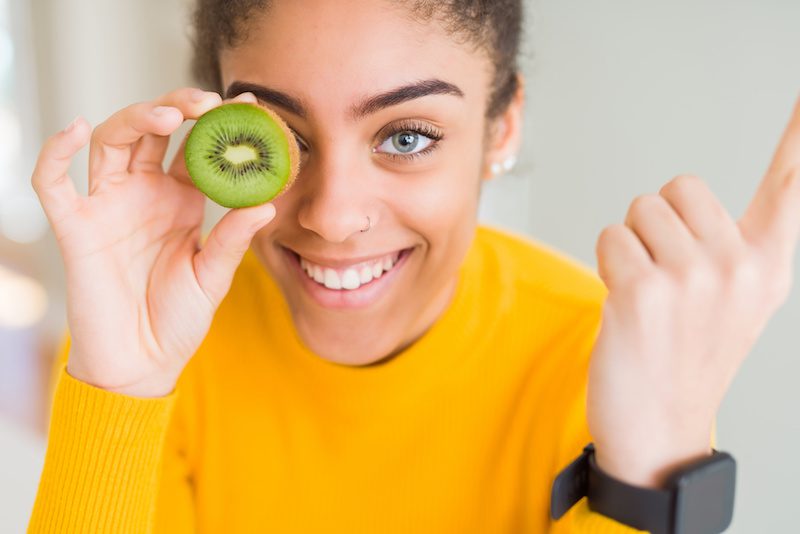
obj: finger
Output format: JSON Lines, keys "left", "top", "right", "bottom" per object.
{"left": 166, "top": 91, "right": 259, "bottom": 185}
{"left": 89, "top": 88, "right": 222, "bottom": 185}
{"left": 596, "top": 223, "right": 653, "bottom": 290}
{"left": 765, "top": 94, "right": 800, "bottom": 185}
{"left": 624, "top": 194, "right": 699, "bottom": 271}
{"left": 129, "top": 88, "right": 223, "bottom": 173}
{"left": 88, "top": 103, "right": 183, "bottom": 192}
{"left": 658, "top": 174, "right": 740, "bottom": 248}
{"left": 229, "top": 91, "right": 258, "bottom": 104}
{"left": 740, "top": 94, "right": 800, "bottom": 251}
{"left": 165, "top": 131, "right": 193, "bottom": 186}
{"left": 31, "top": 117, "right": 91, "bottom": 225}
{"left": 193, "top": 202, "right": 276, "bottom": 307}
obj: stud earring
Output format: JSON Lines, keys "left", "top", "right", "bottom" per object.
{"left": 489, "top": 154, "right": 518, "bottom": 178}
{"left": 502, "top": 154, "right": 517, "bottom": 172}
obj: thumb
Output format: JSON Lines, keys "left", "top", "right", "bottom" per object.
{"left": 193, "top": 202, "right": 276, "bottom": 307}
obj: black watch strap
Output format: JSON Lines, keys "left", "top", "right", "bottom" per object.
{"left": 550, "top": 443, "right": 594, "bottom": 520}
{"left": 586, "top": 445, "right": 673, "bottom": 532}
{"left": 550, "top": 443, "right": 736, "bottom": 534}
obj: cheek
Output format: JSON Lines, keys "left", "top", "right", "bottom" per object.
{"left": 394, "top": 153, "right": 483, "bottom": 238}
{"left": 382, "top": 175, "right": 480, "bottom": 280}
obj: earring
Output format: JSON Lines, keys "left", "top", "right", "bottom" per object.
{"left": 490, "top": 154, "right": 518, "bottom": 178}
{"left": 502, "top": 154, "right": 517, "bottom": 172}
{"left": 490, "top": 162, "right": 503, "bottom": 177}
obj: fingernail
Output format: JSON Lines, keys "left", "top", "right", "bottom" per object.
{"left": 152, "top": 106, "right": 174, "bottom": 117}
{"left": 259, "top": 203, "right": 276, "bottom": 222}
{"left": 235, "top": 92, "right": 257, "bottom": 103}
{"left": 63, "top": 116, "right": 81, "bottom": 133}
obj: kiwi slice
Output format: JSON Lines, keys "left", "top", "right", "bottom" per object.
{"left": 184, "top": 102, "right": 300, "bottom": 208}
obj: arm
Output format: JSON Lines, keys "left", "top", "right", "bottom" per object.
{"left": 26, "top": 87, "right": 271, "bottom": 532}
{"left": 546, "top": 372, "right": 649, "bottom": 534}
{"left": 28, "top": 336, "right": 196, "bottom": 534}
{"left": 588, "top": 96, "right": 800, "bottom": 489}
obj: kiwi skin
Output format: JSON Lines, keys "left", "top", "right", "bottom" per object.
{"left": 184, "top": 102, "right": 300, "bottom": 208}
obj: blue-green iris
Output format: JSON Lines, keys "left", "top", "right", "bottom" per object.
{"left": 392, "top": 132, "right": 418, "bottom": 153}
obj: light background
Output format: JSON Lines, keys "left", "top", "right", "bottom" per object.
{"left": 0, "top": 0, "right": 798, "bottom": 532}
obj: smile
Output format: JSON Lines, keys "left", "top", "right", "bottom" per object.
{"left": 282, "top": 246, "right": 414, "bottom": 309}
{"left": 300, "top": 251, "right": 402, "bottom": 291}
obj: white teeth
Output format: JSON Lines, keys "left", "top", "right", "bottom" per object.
{"left": 341, "top": 269, "right": 360, "bottom": 290}
{"left": 323, "top": 268, "right": 341, "bottom": 290}
{"left": 299, "top": 250, "right": 406, "bottom": 290}
{"left": 359, "top": 266, "right": 373, "bottom": 284}
{"left": 313, "top": 265, "right": 324, "bottom": 283}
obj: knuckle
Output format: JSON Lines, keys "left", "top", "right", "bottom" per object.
{"left": 597, "top": 224, "right": 625, "bottom": 249}
{"left": 659, "top": 174, "right": 704, "bottom": 203}
{"left": 627, "top": 194, "right": 660, "bottom": 220}
{"left": 154, "top": 88, "right": 189, "bottom": 108}
{"left": 173, "top": 87, "right": 200, "bottom": 101}
{"left": 667, "top": 173, "right": 702, "bottom": 192}
{"left": 31, "top": 139, "right": 61, "bottom": 187}
{"left": 724, "top": 258, "right": 761, "bottom": 290}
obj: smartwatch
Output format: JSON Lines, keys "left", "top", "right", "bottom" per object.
{"left": 550, "top": 443, "right": 736, "bottom": 534}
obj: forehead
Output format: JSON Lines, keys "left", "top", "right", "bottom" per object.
{"left": 218, "top": 0, "right": 492, "bottom": 119}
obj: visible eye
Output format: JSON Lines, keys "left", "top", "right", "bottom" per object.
{"left": 373, "top": 120, "right": 443, "bottom": 161}
{"left": 377, "top": 130, "right": 431, "bottom": 154}
{"left": 289, "top": 128, "right": 309, "bottom": 152}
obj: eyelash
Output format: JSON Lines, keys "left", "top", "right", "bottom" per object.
{"left": 377, "top": 120, "right": 444, "bottom": 162}
{"left": 289, "top": 120, "right": 444, "bottom": 162}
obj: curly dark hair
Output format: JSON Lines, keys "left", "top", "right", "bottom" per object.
{"left": 190, "top": 0, "right": 524, "bottom": 120}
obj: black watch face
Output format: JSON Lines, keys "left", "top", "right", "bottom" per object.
{"left": 673, "top": 454, "right": 736, "bottom": 534}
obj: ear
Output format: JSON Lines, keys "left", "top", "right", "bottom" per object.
{"left": 482, "top": 72, "right": 525, "bottom": 181}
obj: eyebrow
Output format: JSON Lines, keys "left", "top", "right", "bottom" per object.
{"left": 224, "top": 78, "right": 464, "bottom": 121}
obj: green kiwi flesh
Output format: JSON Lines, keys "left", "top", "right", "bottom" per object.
{"left": 184, "top": 103, "right": 298, "bottom": 208}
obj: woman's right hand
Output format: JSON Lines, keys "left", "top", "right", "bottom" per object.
{"left": 31, "top": 88, "right": 275, "bottom": 398}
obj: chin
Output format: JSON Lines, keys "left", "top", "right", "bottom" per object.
{"left": 296, "top": 319, "right": 401, "bottom": 366}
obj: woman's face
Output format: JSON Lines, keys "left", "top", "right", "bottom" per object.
{"left": 219, "top": 0, "right": 515, "bottom": 365}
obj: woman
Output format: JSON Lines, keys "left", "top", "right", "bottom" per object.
{"left": 27, "top": 0, "right": 800, "bottom": 532}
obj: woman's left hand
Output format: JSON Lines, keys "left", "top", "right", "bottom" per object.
{"left": 587, "top": 95, "right": 800, "bottom": 488}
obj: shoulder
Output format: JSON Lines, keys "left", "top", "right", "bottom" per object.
{"left": 473, "top": 224, "right": 607, "bottom": 312}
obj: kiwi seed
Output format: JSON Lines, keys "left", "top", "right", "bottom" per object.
{"left": 184, "top": 102, "right": 300, "bottom": 208}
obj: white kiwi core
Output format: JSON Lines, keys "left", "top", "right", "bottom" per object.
{"left": 224, "top": 145, "right": 259, "bottom": 164}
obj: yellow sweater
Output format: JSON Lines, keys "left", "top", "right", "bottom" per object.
{"left": 29, "top": 225, "right": 646, "bottom": 533}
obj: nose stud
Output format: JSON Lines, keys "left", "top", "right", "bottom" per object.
{"left": 360, "top": 216, "right": 371, "bottom": 233}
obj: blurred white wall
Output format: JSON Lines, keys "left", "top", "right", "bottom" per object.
{"left": 0, "top": 0, "right": 797, "bottom": 532}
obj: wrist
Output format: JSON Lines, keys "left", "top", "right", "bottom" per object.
{"left": 594, "top": 443, "right": 714, "bottom": 489}
{"left": 594, "top": 426, "right": 715, "bottom": 488}
{"left": 551, "top": 442, "right": 737, "bottom": 533}
{"left": 65, "top": 361, "right": 178, "bottom": 398}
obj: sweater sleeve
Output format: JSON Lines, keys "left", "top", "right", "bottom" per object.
{"left": 545, "top": 309, "right": 650, "bottom": 534}
{"left": 546, "top": 417, "right": 650, "bottom": 534}
{"left": 27, "top": 335, "right": 195, "bottom": 533}
{"left": 550, "top": 498, "right": 648, "bottom": 533}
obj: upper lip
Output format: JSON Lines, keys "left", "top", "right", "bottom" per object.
{"left": 282, "top": 245, "right": 410, "bottom": 269}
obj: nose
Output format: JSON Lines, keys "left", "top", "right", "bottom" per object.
{"left": 296, "top": 148, "right": 373, "bottom": 243}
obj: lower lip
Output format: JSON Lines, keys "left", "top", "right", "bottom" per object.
{"left": 283, "top": 247, "right": 414, "bottom": 310}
